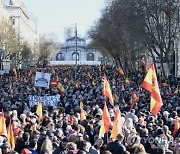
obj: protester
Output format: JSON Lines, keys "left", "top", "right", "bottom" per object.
{"left": 0, "top": 65, "right": 179, "bottom": 154}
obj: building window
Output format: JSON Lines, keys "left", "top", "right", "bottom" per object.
{"left": 9, "top": 0, "right": 13, "bottom": 5}
{"left": 87, "top": 53, "right": 94, "bottom": 61}
{"left": 10, "top": 17, "right": 15, "bottom": 25}
{"left": 56, "top": 53, "right": 65, "bottom": 61}
{"left": 72, "top": 52, "right": 79, "bottom": 61}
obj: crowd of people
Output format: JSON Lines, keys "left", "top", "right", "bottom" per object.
{"left": 0, "top": 65, "right": 179, "bottom": 154}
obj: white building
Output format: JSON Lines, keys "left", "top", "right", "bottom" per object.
{"left": 50, "top": 36, "right": 103, "bottom": 65}
{"left": 0, "top": 2, "right": 9, "bottom": 21}
{"left": 1, "top": 0, "right": 39, "bottom": 56}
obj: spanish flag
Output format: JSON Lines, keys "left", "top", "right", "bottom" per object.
{"left": 130, "top": 90, "right": 140, "bottom": 110}
{"left": 173, "top": 88, "right": 179, "bottom": 95}
{"left": 80, "top": 109, "right": 86, "bottom": 121}
{"left": 88, "top": 71, "right": 93, "bottom": 79}
{"left": 75, "top": 82, "right": 80, "bottom": 89}
{"left": 12, "top": 68, "right": 17, "bottom": 77}
{"left": 141, "top": 63, "right": 163, "bottom": 114}
{"left": 7, "top": 119, "right": 15, "bottom": 150}
{"left": 125, "top": 78, "right": 130, "bottom": 84}
{"left": 110, "top": 107, "right": 122, "bottom": 139}
{"left": 80, "top": 99, "right": 84, "bottom": 109}
{"left": 99, "top": 102, "right": 111, "bottom": 137}
{"left": 103, "top": 76, "right": 114, "bottom": 106}
{"left": 0, "top": 110, "right": 7, "bottom": 136}
{"left": 173, "top": 117, "right": 179, "bottom": 136}
{"left": 117, "top": 67, "right": 124, "bottom": 76}
{"left": 36, "top": 100, "right": 43, "bottom": 120}
{"left": 57, "top": 81, "right": 65, "bottom": 96}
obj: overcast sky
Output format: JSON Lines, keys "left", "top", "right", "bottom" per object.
{"left": 23, "top": 0, "right": 105, "bottom": 42}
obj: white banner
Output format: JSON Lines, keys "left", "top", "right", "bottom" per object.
{"left": 35, "top": 72, "right": 51, "bottom": 88}
{"left": 29, "top": 94, "right": 60, "bottom": 107}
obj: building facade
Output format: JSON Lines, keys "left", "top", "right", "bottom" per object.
{"left": 1, "top": 0, "right": 38, "bottom": 63}
{"left": 50, "top": 36, "right": 103, "bottom": 65}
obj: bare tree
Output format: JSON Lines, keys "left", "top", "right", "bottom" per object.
{"left": 88, "top": 0, "right": 144, "bottom": 72}
{"left": 38, "top": 35, "right": 59, "bottom": 65}
{"left": 134, "top": 0, "right": 180, "bottom": 77}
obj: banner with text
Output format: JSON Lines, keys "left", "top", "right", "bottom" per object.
{"left": 29, "top": 94, "right": 60, "bottom": 107}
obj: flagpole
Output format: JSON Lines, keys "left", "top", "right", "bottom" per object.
{"left": 106, "top": 132, "right": 109, "bottom": 144}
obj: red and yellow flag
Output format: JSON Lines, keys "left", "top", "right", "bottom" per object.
{"left": 117, "top": 67, "right": 124, "bottom": 76}
{"left": 103, "top": 76, "right": 114, "bottom": 106}
{"left": 57, "top": 81, "right": 65, "bottom": 96}
{"left": 0, "top": 110, "right": 7, "bottom": 137}
{"left": 173, "top": 117, "right": 179, "bottom": 136}
{"left": 12, "top": 68, "right": 17, "bottom": 77}
{"left": 80, "top": 109, "right": 86, "bottom": 121}
{"left": 130, "top": 90, "right": 140, "bottom": 110}
{"left": 75, "top": 82, "right": 80, "bottom": 89}
{"left": 36, "top": 100, "right": 43, "bottom": 120}
{"left": 141, "top": 63, "right": 163, "bottom": 114}
{"left": 80, "top": 100, "right": 84, "bottom": 109}
{"left": 125, "top": 78, "right": 130, "bottom": 84}
{"left": 99, "top": 102, "right": 111, "bottom": 137}
{"left": 7, "top": 119, "right": 15, "bottom": 150}
{"left": 88, "top": 71, "right": 93, "bottom": 79}
{"left": 110, "top": 107, "right": 122, "bottom": 139}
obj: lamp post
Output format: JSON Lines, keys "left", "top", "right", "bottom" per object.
{"left": 75, "top": 23, "right": 78, "bottom": 65}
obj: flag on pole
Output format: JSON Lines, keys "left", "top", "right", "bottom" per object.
{"left": 173, "top": 88, "right": 179, "bottom": 95}
{"left": 80, "top": 100, "right": 84, "bottom": 109}
{"left": 88, "top": 71, "right": 93, "bottom": 79}
{"left": 130, "top": 89, "right": 140, "bottom": 110}
{"left": 110, "top": 107, "right": 122, "bottom": 139}
{"left": 75, "top": 82, "right": 80, "bottom": 89}
{"left": 12, "top": 68, "right": 17, "bottom": 77}
{"left": 80, "top": 109, "right": 86, "bottom": 121}
{"left": 99, "top": 102, "right": 111, "bottom": 137}
{"left": 125, "top": 78, "right": 130, "bottom": 84}
{"left": 173, "top": 117, "right": 179, "bottom": 136}
{"left": 7, "top": 119, "right": 15, "bottom": 150}
{"left": 57, "top": 81, "right": 65, "bottom": 96}
{"left": 0, "top": 110, "right": 7, "bottom": 136}
{"left": 117, "top": 67, "right": 124, "bottom": 76}
{"left": 141, "top": 63, "right": 163, "bottom": 114}
{"left": 36, "top": 100, "right": 43, "bottom": 120}
{"left": 103, "top": 76, "right": 114, "bottom": 106}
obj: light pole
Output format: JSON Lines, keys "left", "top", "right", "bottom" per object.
{"left": 75, "top": 23, "right": 78, "bottom": 65}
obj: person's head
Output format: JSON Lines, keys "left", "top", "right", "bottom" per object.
{"left": 55, "top": 129, "right": 64, "bottom": 138}
{"left": 57, "top": 120, "right": 63, "bottom": 127}
{"left": 29, "top": 139, "right": 38, "bottom": 150}
{"left": 46, "top": 132, "right": 54, "bottom": 141}
{"left": 21, "top": 148, "right": 31, "bottom": 154}
{"left": 32, "top": 130, "right": 40, "bottom": 140}
{"left": 102, "top": 150, "right": 112, "bottom": 154}
{"left": 156, "top": 147, "right": 166, "bottom": 154}
{"left": 61, "top": 137, "right": 68, "bottom": 149}
{"left": 117, "top": 134, "right": 124, "bottom": 142}
{"left": 95, "top": 138, "right": 103, "bottom": 147}
{"left": 23, "top": 132, "right": 30, "bottom": 141}
{"left": 82, "top": 141, "right": 91, "bottom": 153}
{"left": 40, "top": 137, "right": 53, "bottom": 154}
{"left": 1, "top": 142, "right": 11, "bottom": 153}
{"left": 67, "top": 142, "right": 77, "bottom": 151}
